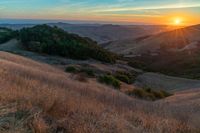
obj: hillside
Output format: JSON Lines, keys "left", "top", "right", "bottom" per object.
{"left": 0, "top": 51, "right": 200, "bottom": 132}
{"left": 17, "top": 25, "right": 116, "bottom": 63}
{"left": 104, "top": 24, "right": 200, "bottom": 56}
{"left": 104, "top": 24, "right": 200, "bottom": 79}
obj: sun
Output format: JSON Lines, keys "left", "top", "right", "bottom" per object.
{"left": 173, "top": 18, "right": 182, "bottom": 25}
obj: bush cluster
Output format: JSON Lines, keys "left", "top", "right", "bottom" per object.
{"left": 65, "top": 66, "right": 95, "bottom": 77}
{"left": 98, "top": 75, "right": 121, "bottom": 89}
{"left": 127, "top": 87, "right": 172, "bottom": 101}
{"left": 65, "top": 66, "right": 78, "bottom": 73}
{"left": 114, "top": 71, "right": 136, "bottom": 84}
{"left": 0, "top": 27, "right": 16, "bottom": 43}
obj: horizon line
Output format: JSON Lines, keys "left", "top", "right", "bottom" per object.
{"left": 0, "top": 18, "right": 195, "bottom": 26}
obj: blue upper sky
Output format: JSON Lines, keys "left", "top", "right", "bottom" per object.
{"left": 0, "top": 0, "right": 200, "bottom": 24}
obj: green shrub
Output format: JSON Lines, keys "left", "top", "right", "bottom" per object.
{"left": 128, "top": 89, "right": 146, "bottom": 98}
{"left": 0, "top": 27, "right": 16, "bottom": 43}
{"left": 127, "top": 89, "right": 156, "bottom": 100}
{"left": 115, "top": 73, "right": 130, "bottom": 84}
{"left": 98, "top": 75, "right": 121, "bottom": 89}
{"left": 65, "top": 66, "right": 96, "bottom": 78}
{"left": 127, "top": 87, "right": 172, "bottom": 101}
{"left": 114, "top": 71, "right": 136, "bottom": 84}
{"left": 65, "top": 66, "right": 78, "bottom": 73}
{"left": 160, "top": 90, "right": 173, "bottom": 97}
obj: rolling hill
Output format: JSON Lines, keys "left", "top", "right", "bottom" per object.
{"left": 104, "top": 24, "right": 200, "bottom": 79}
{"left": 0, "top": 51, "right": 200, "bottom": 133}
{"left": 104, "top": 24, "right": 200, "bottom": 56}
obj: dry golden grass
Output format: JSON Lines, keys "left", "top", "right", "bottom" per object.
{"left": 0, "top": 51, "right": 199, "bottom": 133}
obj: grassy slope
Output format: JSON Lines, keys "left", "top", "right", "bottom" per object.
{"left": 0, "top": 51, "right": 200, "bottom": 132}
{"left": 3, "top": 39, "right": 200, "bottom": 93}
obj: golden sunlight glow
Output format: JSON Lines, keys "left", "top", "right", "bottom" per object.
{"left": 174, "top": 18, "right": 182, "bottom": 25}
{"left": 172, "top": 18, "right": 183, "bottom": 26}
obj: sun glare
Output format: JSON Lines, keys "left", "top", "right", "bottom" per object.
{"left": 174, "top": 18, "right": 182, "bottom": 25}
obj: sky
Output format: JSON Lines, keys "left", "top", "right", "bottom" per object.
{"left": 0, "top": 0, "right": 200, "bottom": 25}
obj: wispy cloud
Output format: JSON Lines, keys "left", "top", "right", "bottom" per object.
{"left": 93, "top": 3, "right": 200, "bottom": 12}
{"left": 101, "top": 13, "right": 162, "bottom": 18}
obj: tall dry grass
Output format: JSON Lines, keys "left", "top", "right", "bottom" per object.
{"left": 0, "top": 51, "right": 199, "bottom": 133}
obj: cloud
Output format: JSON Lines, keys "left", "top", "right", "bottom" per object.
{"left": 102, "top": 13, "right": 161, "bottom": 18}
{"left": 93, "top": 3, "right": 200, "bottom": 12}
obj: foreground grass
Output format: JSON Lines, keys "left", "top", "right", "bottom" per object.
{"left": 0, "top": 51, "right": 199, "bottom": 133}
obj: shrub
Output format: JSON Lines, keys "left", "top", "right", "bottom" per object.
{"left": 114, "top": 71, "right": 136, "bottom": 84}
{"left": 0, "top": 27, "right": 16, "bottom": 43}
{"left": 115, "top": 74, "right": 130, "bottom": 84}
{"left": 127, "top": 87, "right": 172, "bottom": 101}
{"left": 160, "top": 90, "right": 173, "bottom": 97}
{"left": 127, "top": 89, "right": 156, "bottom": 101}
{"left": 65, "top": 66, "right": 78, "bottom": 73}
{"left": 98, "top": 75, "right": 121, "bottom": 89}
